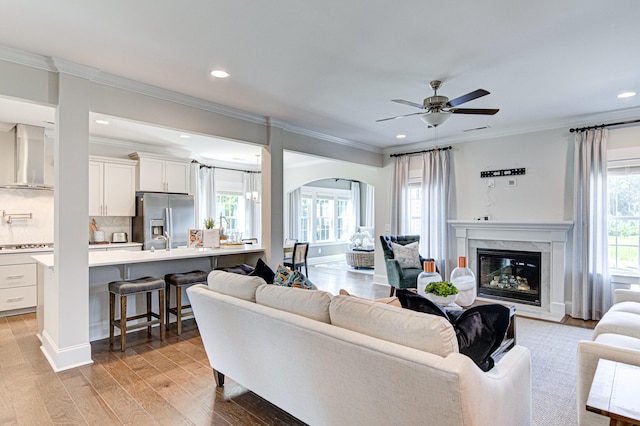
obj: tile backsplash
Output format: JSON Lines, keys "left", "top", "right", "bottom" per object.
{"left": 0, "top": 188, "right": 132, "bottom": 245}
{"left": 0, "top": 188, "right": 54, "bottom": 245}
{"left": 89, "top": 216, "right": 132, "bottom": 243}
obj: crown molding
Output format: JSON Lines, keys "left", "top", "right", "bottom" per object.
{"left": 272, "top": 118, "right": 383, "bottom": 154}
{"left": 0, "top": 45, "right": 54, "bottom": 71}
{"left": 93, "top": 72, "right": 268, "bottom": 125}
{"left": 50, "top": 57, "right": 100, "bottom": 80}
{"left": 89, "top": 136, "right": 192, "bottom": 158}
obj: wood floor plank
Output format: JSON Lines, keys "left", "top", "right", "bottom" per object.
{"left": 79, "top": 359, "right": 157, "bottom": 425}
{"left": 96, "top": 350, "right": 194, "bottom": 425}
{"left": 59, "top": 368, "right": 129, "bottom": 426}
{"left": 35, "top": 371, "right": 87, "bottom": 425}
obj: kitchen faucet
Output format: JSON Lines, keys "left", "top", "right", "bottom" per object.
{"left": 153, "top": 232, "right": 171, "bottom": 251}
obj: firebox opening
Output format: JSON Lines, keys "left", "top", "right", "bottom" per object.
{"left": 477, "top": 248, "right": 541, "bottom": 306}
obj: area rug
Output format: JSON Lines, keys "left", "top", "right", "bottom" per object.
{"left": 516, "top": 317, "right": 593, "bottom": 426}
{"left": 315, "top": 261, "right": 374, "bottom": 275}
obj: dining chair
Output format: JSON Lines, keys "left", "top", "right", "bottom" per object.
{"left": 284, "top": 242, "right": 309, "bottom": 277}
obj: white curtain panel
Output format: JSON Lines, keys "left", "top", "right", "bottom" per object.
{"left": 390, "top": 156, "right": 410, "bottom": 235}
{"left": 351, "top": 181, "right": 361, "bottom": 233}
{"left": 571, "top": 128, "right": 611, "bottom": 320}
{"left": 288, "top": 188, "right": 301, "bottom": 239}
{"left": 364, "top": 184, "right": 375, "bottom": 228}
{"left": 420, "top": 149, "right": 450, "bottom": 275}
{"left": 196, "top": 166, "right": 216, "bottom": 230}
{"left": 243, "top": 172, "right": 261, "bottom": 240}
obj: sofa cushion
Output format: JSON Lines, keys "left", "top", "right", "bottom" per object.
{"left": 593, "top": 310, "right": 640, "bottom": 340}
{"left": 594, "top": 332, "right": 640, "bottom": 351}
{"left": 390, "top": 241, "right": 421, "bottom": 269}
{"left": 249, "top": 258, "right": 276, "bottom": 284}
{"left": 256, "top": 285, "right": 332, "bottom": 323}
{"left": 329, "top": 295, "right": 458, "bottom": 357}
{"left": 608, "top": 301, "right": 640, "bottom": 316}
{"left": 397, "top": 289, "right": 510, "bottom": 371}
{"left": 207, "top": 270, "right": 266, "bottom": 302}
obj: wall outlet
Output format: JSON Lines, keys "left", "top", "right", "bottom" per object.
{"left": 488, "top": 179, "right": 495, "bottom": 188}
{"left": 508, "top": 178, "right": 517, "bottom": 187}
{"left": 318, "top": 248, "right": 322, "bottom": 254}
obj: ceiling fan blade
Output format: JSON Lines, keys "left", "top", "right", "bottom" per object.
{"left": 447, "top": 89, "right": 490, "bottom": 107}
{"left": 376, "top": 111, "right": 426, "bottom": 122}
{"left": 449, "top": 108, "right": 499, "bottom": 115}
{"left": 391, "top": 99, "right": 425, "bottom": 109}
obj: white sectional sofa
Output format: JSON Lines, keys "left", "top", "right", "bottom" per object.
{"left": 187, "top": 271, "right": 532, "bottom": 426}
{"left": 577, "top": 289, "right": 640, "bottom": 425}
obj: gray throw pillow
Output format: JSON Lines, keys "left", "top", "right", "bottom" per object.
{"left": 390, "top": 241, "right": 421, "bottom": 269}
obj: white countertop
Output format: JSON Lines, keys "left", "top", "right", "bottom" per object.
{"left": 32, "top": 245, "right": 263, "bottom": 268}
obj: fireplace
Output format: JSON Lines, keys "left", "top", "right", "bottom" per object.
{"left": 477, "top": 248, "right": 542, "bottom": 306}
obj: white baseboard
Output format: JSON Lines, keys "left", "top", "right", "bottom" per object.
{"left": 307, "top": 254, "right": 344, "bottom": 265}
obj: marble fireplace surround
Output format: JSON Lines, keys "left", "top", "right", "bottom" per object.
{"left": 449, "top": 220, "right": 573, "bottom": 322}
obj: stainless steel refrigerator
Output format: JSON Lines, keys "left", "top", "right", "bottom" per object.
{"left": 132, "top": 193, "right": 195, "bottom": 250}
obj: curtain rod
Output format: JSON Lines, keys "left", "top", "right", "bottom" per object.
{"left": 192, "top": 160, "right": 260, "bottom": 174}
{"left": 389, "top": 145, "right": 452, "bottom": 158}
{"left": 569, "top": 118, "right": 640, "bottom": 133}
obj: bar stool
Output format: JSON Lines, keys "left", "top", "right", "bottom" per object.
{"left": 109, "top": 276, "right": 165, "bottom": 351}
{"left": 164, "top": 270, "right": 209, "bottom": 335}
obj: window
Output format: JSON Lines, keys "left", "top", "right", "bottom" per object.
{"left": 299, "top": 186, "right": 353, "bottom": 243}
{"left": 216, "top": 191, "right": 243, "bottom": 232}
{"left": 300, "top": 195, "right": 311, "bottom": 242}
{"left": 408, "top": 183, "right": 422, "bottom": 235}
{"left": 608, "top": 165, "right": 640, "bottom": 271}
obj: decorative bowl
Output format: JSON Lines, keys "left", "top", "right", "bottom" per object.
{"left": 425, "top": 293, "right": 457, "bottom": 306}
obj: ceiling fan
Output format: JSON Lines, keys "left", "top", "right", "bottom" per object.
{"left": 377, "top": 80, "right": 499, "bottom": 127}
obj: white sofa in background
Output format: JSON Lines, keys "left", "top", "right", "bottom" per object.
{"left": 577, "top": 289, "right": 640, "bottom": 425}
{"left": 187, "top": 271, "right": 532, "bottom": 426}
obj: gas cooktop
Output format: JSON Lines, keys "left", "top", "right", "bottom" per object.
{"left": 0, "top": 243, "right": 54, "bottom": 251}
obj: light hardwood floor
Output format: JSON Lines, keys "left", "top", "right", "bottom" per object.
{"left": 0, "top": 263, "right": 379, "bottom": 425}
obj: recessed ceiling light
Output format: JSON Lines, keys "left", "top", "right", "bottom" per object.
{"left": 95, "top": 119, "right": 109, "bottom": 125}
{"left": 210, "top": 70, "right": 230, "bottom": 78}
{"left": 179, "top": 134, "right": 190, "bottom": 139}
{"left": 396, "top": 134, "right": 407, "bottom": 139}
{"left": 618, "top": 91, "right": 637, "bottom": 98}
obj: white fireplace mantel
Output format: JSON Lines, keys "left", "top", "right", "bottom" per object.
{"left": 448, "top": 220, "right": 574, "bottom": 321}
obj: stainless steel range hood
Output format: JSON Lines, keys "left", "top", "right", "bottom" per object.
{"left": 0, "top": 124, "right": 53, "bottom": 190}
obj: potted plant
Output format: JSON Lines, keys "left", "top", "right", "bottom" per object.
{"left": 424, "top": 281, "right": 458, "bottom": 306}
{"left": 202, "top": 218, "right": 220, "bottom": 248}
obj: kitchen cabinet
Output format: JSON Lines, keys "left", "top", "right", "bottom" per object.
{"left": 0, "top": 258, "right": 37, "bottom": 315}
{"left": 129, "top": 153, "right": 190, "bottom": 194}
{"left": 89, "top": 156, "right": 136, "bottom": 216}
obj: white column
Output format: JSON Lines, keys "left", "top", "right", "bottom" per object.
{"left": 41, "top": 70, "right": 93, "bottom": 371}
{"left": 262, "top": 119, "right": 284, "bottom": 267}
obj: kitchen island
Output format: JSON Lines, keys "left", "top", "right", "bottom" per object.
{"left": 32, "top": 245, "right": 263, "bottom": 343}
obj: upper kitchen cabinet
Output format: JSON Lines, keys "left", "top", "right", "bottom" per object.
{"left": 129, "top": 152, "right": 190, "bottom": 194}
{"left": 89, "top": 156, "right": 137, "bottom": 216}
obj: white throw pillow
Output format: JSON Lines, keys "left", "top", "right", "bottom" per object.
{"left": 390, "top": 241, "right": 421, "bottom": 269}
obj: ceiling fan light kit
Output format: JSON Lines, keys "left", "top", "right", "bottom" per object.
{"left": 420, "top": 111, "right": 450, "bottom": 127}
{"left": 377, "top": 80, "right": 499, "bottom": 127}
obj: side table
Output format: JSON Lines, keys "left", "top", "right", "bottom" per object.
{"left": 587, "top": 359, "right": 640, "bottom": 425}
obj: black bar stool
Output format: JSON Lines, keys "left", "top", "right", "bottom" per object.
{"left": 164, "top": 270, "right": 209, "bottom": 335}
{"left": 109, "top": 276, "right": 165, "bottom": 351}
